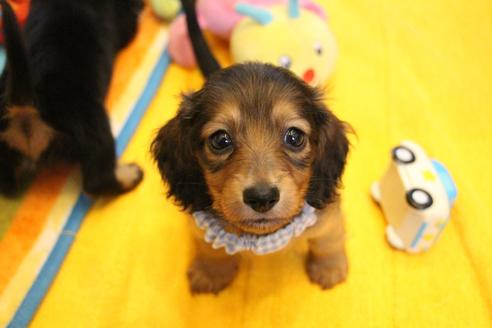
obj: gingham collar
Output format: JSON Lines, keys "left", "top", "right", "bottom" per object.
{"left": 192, "top": 203, "right": 317, "bottom": 255}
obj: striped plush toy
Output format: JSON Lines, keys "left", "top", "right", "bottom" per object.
{"left": 166, "top": 0, "right": 337, "bottom": 86}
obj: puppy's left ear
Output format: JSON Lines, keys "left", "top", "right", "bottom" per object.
{"left": 151, "top": 94, "right": 212, "bottom": 211}
{"left": 306, "top": 98, "right": 350, "bottom": 209}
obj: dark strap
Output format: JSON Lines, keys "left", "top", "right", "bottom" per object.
{"left": 181, "top": 0, "right": 221, "bottom": 78}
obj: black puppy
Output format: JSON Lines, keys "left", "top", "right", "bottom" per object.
{"left": 0, "top": 0, "right": 144, "bottom": 196}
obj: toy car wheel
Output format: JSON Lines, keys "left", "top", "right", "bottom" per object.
{"left": 392, "top": 146, "right": 416, "bottom": 164}
{"left": 406, "top": 188, "right": 433, "bottom": 210}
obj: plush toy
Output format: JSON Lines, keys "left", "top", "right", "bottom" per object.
{"left": 231, "top": 2, "right": 337, "bottom": 85}
{"left": 168, "top": 0, "right": 336, "bottom": 85}
{"left": 371, "top": 141, "right": 457, "bottom": 253}
{"left": 149, "top": 0, "right": 181, "bottom": 21}
{"left": 196, "top": 0, "right": 326, "bottom": 39}
{"left": 0, "top": 0, "right": 30, "bottom": 43}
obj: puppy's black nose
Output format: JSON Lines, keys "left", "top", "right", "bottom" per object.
{"left": 243, "top": 185, "right": 280, "bottom": 213}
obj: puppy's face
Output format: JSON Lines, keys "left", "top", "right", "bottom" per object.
{"left": 152, "top": 63, "right": 348, "bottom": 235}
{"left": 200, "top": 98, "right": 313, "bottom": 234}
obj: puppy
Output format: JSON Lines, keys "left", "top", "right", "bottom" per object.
{"left": 152, "top": 0, "right": 350, "bottom": 294}
{"left": 0, "top": 0, "right": 144, "bottom": 196}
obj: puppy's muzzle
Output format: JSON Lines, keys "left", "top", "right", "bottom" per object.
{"left": 243, "top": 184, "right": 280, "bottom": 213}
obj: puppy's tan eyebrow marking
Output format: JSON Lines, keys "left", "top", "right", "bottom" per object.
{"left": 285, "top": 118, "right": 311, "bottom": 134}
{"left": 201, "top": 103, "right": 241, "bottom": 138}
{"left": 272, "top": 101, "right": 311, "bottom": 134}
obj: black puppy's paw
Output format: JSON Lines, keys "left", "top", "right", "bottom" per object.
{"left": 83, "top": 162, "right": 144, "bottom": 197}
{"left": 115, "top": 163, "right": 144, "bottom": 192}
{"left": 0, "top": 172, "right": 19, "bottom": 197}
{"left": 0, "top": 153, "right": 36, "bottom": 197}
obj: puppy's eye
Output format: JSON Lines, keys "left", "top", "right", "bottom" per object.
{"left": 314, "top": 42, "right": 323, "bottom": 55}
{"left": 278, "top": 55, "right": 292, "bottom": 69}
{"left": 284, "top": 128, "right": 305, "bottom": 149}
{"left": 209, "top": 130, "right": 233, "bottom": 152}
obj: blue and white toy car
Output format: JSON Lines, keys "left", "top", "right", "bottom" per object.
{"left": 371, "top": 141, "right": 457, "bottom": 253}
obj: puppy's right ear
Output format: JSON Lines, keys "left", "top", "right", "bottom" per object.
{"left": 151, "top": 94, "right": 212, "bottom": 211}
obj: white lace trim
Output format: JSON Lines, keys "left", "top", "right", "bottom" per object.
{"left": 192, "top": 203, "right": 317, "bottom": 255}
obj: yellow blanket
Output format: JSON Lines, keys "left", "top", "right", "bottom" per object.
{"left": 30, "top": 0, "right": 492, "bottom": 326}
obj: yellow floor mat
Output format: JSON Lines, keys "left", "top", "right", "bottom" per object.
{"left": 31, "top": 0, "right": 492, "bottom": 326}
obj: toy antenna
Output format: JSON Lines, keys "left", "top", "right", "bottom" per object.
{"left": 288, "top": 0, "right": 300, "bottom": 18}
{"left": 235, "top": 3, "right": 273, "bottom": 25}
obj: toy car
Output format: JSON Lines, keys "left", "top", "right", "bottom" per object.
{"left": 371, "top": 141, "right": 457, "bottom": 253}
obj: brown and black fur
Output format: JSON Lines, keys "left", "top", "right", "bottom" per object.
{"left": 0, "top": 0, "right": 144, "bottom": 196}
{"left": 152, "top": 0, "right": 350, "bottom": 294}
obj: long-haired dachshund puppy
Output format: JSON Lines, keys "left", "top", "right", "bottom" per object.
{"left": 152, "top": 0, "right": 350, "bottom": 294}
{"left": 0, "top": 0, "right": 144, "bottom": 196}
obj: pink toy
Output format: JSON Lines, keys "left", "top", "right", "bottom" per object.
{"left": 168, "top": 0, "right": 327, "bottom": 68}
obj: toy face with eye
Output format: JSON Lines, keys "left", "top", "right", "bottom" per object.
{"left": 231, "top": 5, "right": 338, "bottom": 86}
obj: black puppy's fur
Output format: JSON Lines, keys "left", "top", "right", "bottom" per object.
{"left": 0, "top": 0, "right": 144, "bottom": 196}
{"left": 0, "top": 0, "right": 35, "bottom": 194}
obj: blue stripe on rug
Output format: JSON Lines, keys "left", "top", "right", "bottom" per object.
{"left": 8, "top": 48, "right": 170, "bottom": 328}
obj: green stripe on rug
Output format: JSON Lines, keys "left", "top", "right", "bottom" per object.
{"left": 0, "top": 197, "right": 23, "bottom": 239}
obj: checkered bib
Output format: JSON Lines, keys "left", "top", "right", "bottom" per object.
{"left": 193, "top": 203, "right": 317, "bottom": 255}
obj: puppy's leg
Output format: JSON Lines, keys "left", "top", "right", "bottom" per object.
{"left": 305, "top": 201, "right": 348, "bottom": 289}
{"left": 114, "top": 0, "right": 144, "bottom": 50}
{"left": 76, "top": 106, "right": 143, "bottom": 196}
{"left": 0, "top": 142, "right": 21, "bottom": 195}
{"left": 0, "top": 142, "right": 35, "bottom": 196}
{"left": 188, "top": 232, "right": 240, "bottom": 294}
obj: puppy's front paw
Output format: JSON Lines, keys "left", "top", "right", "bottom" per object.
{"left": 187, "top": 257, "right": 239, "bottom": 295}
{"left": 115, "top": 163, "right": 143, "bottom": 191}
{"left": 306, "top": 252, "right": 348, "bottom": 290}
